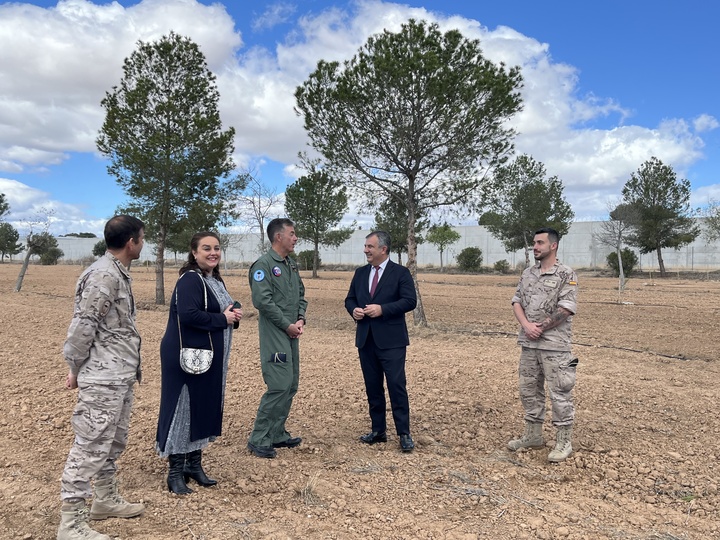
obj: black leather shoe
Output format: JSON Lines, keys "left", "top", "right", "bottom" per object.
{"left": 359, "top": 431, "right": 387, "bottom": 445}
{"left": 399, "top": 433, "right": 415, "bottom": 453}
{"left": 273, "top": 436, "right": 302, "bottom": 448}
{"left": 247, "top": 442, "right": 277, "bottom": 458}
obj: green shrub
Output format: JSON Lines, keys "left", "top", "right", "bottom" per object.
{"left": 606, "top": 248, "right": 638, "bottom": 277}
{"left": 92, "top": 240, "right": 107, "bottom": 257}
{"left": 493, "top": 259, "right": 511, "bottom": 274}
{"left": 296, "top": 249, "right": 320, "bottom": 271}
{"left": 39, "top": 246, "right": 64, "bottom": 265}
{"left": 456, "top": 247, "right": 483, "bottom": 272}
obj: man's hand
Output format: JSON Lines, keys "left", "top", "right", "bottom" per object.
{"left": 352, "top": 307, "right": 365, "bottom": 320}
{"left": 362, "top": 304, "right": 383, "bottom": 318}
{"left": 65, "top": 371, "right": 78, "bottom": 390}
{"left": 522, "top": 321, "right": 543, "bottom": 341}
{"left": 286, "top": 321, "right": 304, "bottom": 338}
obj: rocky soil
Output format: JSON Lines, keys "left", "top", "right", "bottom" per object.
{"left": 0, "top": 264, "right": 718, "bottom": 540}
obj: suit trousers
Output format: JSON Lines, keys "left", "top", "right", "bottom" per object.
{"left": 358, "top": 329, "right": 410, "bottom": 435}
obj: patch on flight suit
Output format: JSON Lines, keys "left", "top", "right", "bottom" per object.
{"left": 272, "top": 266, "right": 282, "bottom": 276}
{"left": 544, "top": 279, "right": 558, "bottom": 288}
{"left": 253, "top": 269, "right": 265, "bottom": 282}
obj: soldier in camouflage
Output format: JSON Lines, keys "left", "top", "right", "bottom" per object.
{"left": 508, "top": 227, "right": 578, "bottom": 463}
{"left": 57, "top": 215, "right": 146, "bottom": 540}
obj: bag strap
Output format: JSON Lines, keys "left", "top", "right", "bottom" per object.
{"left": 176, "top": 270, "right": 213, "bottom": 352}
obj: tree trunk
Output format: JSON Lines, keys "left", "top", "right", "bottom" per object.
{"left": 616, "top": 245, "right": 626, "bottom": 302}
{"left": 405, "top": 184, "right": 427, "bottom": 327}
{"left": 155, "top": 229, "right": 167, "bottom": 305}
{"left": 13, "top": 250, "right": 33, "bottom": 292}
{"left": 312, "top": 240, "right": 319, "bottom": 279}
{"left": 440, "top": 250, "right": 444, "bottom": 272}
{"left": 656, "top": 245, "right": 666, "bottom": 277}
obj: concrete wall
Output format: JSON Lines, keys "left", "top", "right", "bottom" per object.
{"left": 41, "top": 220, "right": 720, "bottom": 272}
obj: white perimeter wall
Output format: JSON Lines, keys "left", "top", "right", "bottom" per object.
{"left": 45, "top": 220, "right": 720, "bottom": 272}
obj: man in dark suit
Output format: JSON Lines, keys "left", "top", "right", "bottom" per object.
{"left": 345, "top": 230, "right": 418, "bottom": 452}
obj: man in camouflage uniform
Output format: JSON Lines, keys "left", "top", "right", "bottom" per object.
{"left": 508, "top": 227, "right": 578, "bottom": 463}
{"left": 58, "top": 215, "right": 146, "bottom": 540}
{"left": 247, "top": 218, "right": 308, "bottom": 459}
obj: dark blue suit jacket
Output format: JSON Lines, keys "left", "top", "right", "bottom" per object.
{"left": 344, "top": 260, "right": 417, "bottom": 349}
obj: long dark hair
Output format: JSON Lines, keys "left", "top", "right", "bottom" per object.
{"left": 179, "top": 231, "right": 222, "bottom": 279}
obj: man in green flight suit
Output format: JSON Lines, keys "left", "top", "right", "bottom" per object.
{"left": 247, "top": 217, "right": 308, "bottom": 458}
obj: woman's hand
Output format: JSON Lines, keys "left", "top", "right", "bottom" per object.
{"left": 224, "top": 304, "right": 243, "bottom": 325}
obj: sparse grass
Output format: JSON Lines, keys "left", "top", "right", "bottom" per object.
{"left": 296, "top": 472, "right": 323, "bottom": 506}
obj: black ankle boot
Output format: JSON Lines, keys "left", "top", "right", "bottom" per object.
{"left": 167, "top": 454, "right": 193, "bottom": 494}
{"left": 183, "top": 450, "right": 217, "bottom": 487}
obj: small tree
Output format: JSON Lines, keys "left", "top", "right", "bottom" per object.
{"left": 14, "top": 209, "right": 55, "bottom": 292}
{"left": 456, "top": 246, "right": 483, "bottom": 272}
{"left": 607, "top": 248, "right": 638, "bottom": 278}
{"left": 481, "top": 154, "right": 574, "bottom": 268}
{"left": 97, "top": 32, "right": 235, "bottom": 304}
{"left": 228, "top": 174, "right": 282, "bottom": 254}
{"left": 593, "top": 202, "right": 638, "bottom": 298}
{"left": 426, "top": 223, "right": 460, "bottom": 271}
{"left": 621, "top": 157, "right": 700, "bottom": 276}
{"left": 0, "top": 222, "right": 22, "bottom": 262}
{"left": 285, "top": 165, "right": 354, "bottom": 278}
{"left": 701, "top": 200, "right": 720, "bottom": 243}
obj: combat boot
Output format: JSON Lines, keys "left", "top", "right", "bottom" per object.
{"left": 89, "top": 476, "right": 145, "bottom": 520}
{"left": 57, "top": 499, "right": 111, "bottom": 540}
{"left": 548, "top": 425, "right": 573, "bottom": 463}
{"left": 507, "top": 421, "right": 545, "bottom": 451}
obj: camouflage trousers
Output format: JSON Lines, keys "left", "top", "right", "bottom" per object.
{"left": 517, "top": 347, "right": 577, "bottom": 426}
{"left": 60, "top": 381, "right": 135, "bottom": 500}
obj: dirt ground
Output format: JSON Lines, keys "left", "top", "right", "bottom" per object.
{"left": 0, "top": 263, "right": 718, "bottom": 540}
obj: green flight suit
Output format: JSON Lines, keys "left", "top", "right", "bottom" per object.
{"left": 248, "top": 248, "right": 308, "bottom": 447}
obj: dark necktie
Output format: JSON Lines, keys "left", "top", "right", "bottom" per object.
{"left": 370, "top": 266, "right": 380, "bottom": 297}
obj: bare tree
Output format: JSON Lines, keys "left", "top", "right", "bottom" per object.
{"left": 593, "top": 202, "right": 637, "bottom": 301}
{"left": 14, "top": 208, "right": 55, "bottom": 292}
{"left": 227, "top": 173, "right": 283, "bottom": 254}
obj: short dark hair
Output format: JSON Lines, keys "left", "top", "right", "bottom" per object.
{"left": 267, "top": 218, "right": 294, "bottom": 243}
{"left": 535, "top": 227, "right": 560, "bottom": 245}
{"left": 367, "top": 230, "right": 391, "bottom": 252}
{"left": 180, "top": 231, "right": 222, "bottom": 278}
{"left": 104, "top": 215, "right": 144, "bottom": 250}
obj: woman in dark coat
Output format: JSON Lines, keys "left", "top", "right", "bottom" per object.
{"left": 156, "top": 232, "right": 243, "bottom": 494}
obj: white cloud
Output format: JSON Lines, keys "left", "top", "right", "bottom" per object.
{"left": 694, "top": 114, "right": 719, "bottom": 133}
{"left": 0, "top": 0, "right": 241, "bottom": 171}
{"left": 0, "top": 177, "right": 96, "bottom": 234}
{"left": 252, "top": 2, "right": 296, "bottom": 32}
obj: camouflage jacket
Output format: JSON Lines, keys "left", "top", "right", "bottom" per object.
{"left": 511, "top": 260, "right": 578, "bottom": 351}
{"left": 63, "top": 252, "right": 142, "bottom": 384}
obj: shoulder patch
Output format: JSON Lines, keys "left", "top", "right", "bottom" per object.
{"left": 569, "top": 281, "right": 577, "bottom": 286}
{"left": 253, "top": 269, "right": 265, "bottom": 282}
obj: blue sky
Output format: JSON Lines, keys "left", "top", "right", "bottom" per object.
{"left": 1, "top": 0, "right": 718, "bottom": 236}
